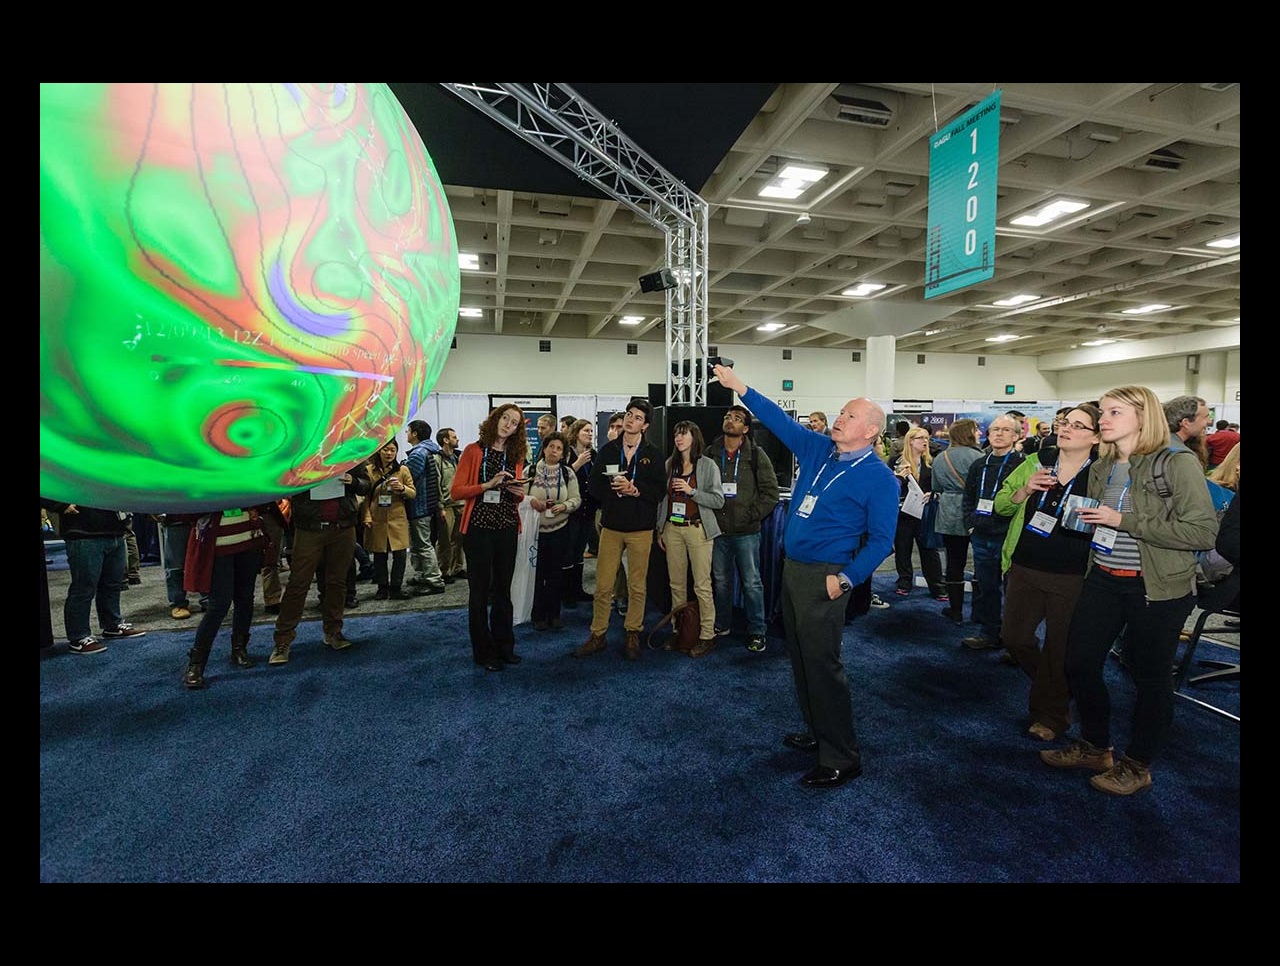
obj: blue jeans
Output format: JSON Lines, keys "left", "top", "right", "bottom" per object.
{"left": 63, "top": 536, "right": 126, "bottom": 642}
{"left": 969, "top": 530, "right": 1005, "bottom": 639}
{"left": 160, "top": 520, "right": 191, "bottom": 608}
{"left": 712, "top": 532, "right": 766, "bottom": 636}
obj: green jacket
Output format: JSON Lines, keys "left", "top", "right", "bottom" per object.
{"left": 992, "top": 453, "right": 1044, "bottom": 575}
{"left": 994, "top": 448, "right": 1217, "bottom": 600}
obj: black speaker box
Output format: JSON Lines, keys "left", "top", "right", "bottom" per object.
{"left": 638, "top": 269, "right": 677, "bottom": 293}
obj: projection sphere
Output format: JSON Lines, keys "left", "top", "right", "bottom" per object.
{"left": 40, "top": 83, "right": 458, "bottom": 513}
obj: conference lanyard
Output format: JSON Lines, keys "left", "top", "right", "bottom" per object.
{"left": 796, "top": 450, "right": 873, "bottom": 518}
{"left": 1090, "top": 463, "right": 1131, "bottom": 554}
{"left": 975, "top": 451, "right": 1013, "bottom": 516}
{"left": 480, "top": 448, "right": 508, "bottom": 483}
{"left": 1025, "top": 457, "right": 1091, "bottom": 537}
{"left": 721, "top": 447, "right": 741, "bottom": 497}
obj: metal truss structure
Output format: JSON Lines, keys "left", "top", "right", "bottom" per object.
{"left": 442, "top": 83, "right": 711, "bottom": 406}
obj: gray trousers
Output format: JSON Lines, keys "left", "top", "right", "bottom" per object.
{"left": 408, "top": 515, "right": 444, "bottom": 585}
{"left": 780, "top": 559, "right": 861, "bottom": 771}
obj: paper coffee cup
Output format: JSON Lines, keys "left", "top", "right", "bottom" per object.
{"left": 605, "top": 464, "right": 620, "bottom": 475}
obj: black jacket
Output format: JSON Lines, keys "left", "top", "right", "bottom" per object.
{"left": 39, "top": 500, "right": 131, "bottom": 540}
{"left": 590, "top": 435, "right": 666, "bottom": 532}
{"left": 288, "top": 462, "right": 372, "bottom": 530}
{"left": 962, "top": 450, "right": 1025, "bottom": 536}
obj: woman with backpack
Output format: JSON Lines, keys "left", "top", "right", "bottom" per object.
{"left": 1039, "top": 386, "right": 1218, "bottom": 796}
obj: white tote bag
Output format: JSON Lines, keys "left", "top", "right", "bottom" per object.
{"left": 510, "top": 500, "right": 540, "bottom": 625}
{"left": 900, "top": 474, "right": 926, "bottom": 519}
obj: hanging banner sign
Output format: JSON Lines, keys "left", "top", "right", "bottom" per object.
{"left": 924, "top": 89, "right": 1001, "bottom": 299}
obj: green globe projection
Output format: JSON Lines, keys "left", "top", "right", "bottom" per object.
{"left": 40, "top": 83, "right": 459, "bottom": 513}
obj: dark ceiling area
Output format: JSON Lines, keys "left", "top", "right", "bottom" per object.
{"left": 388, "top": 83, "right": 779, "bottom": 198}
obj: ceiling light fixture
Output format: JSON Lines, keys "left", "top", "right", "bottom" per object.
{"left": 1207, "top": 233, "right": 1240, "bottom": 249}
{"left": 458, "top": 252, "right": 480, "bottom": 271}
{"left": 458, "top": 307, "right": 483, "bottom": 318}
{"left": 841, "top": 283, "right": 887, "bottom": 298}
{"left": 1121, "top": 303, "right": 1173, "bottom": 315}
{"left": 758, "top": 162, "right": 829, "bottom": 200}
{"left": 756, "top": 322, "right": 786, "bottom": 332}
{"left": 984, "top": 334, "right": 1021, "bottom": 343}
{"left": 619, "top": 315, "right": 645, "bottom": 326}
{"left": 991, "top": 294, "right": 1040, "bottom": 307}
{"left": 1081, "top": 339, "right": 1116, "bottom": 347}
{"left": 1010, "top": 198, "right": 1090, "bottom": 228}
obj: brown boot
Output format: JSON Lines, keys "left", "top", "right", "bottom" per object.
{"left": 688, "top": 637, "right": 717, "bottom": 658}
{"left": 624, "top": 630, "right": 642, "bottom": 661}
{"left": 574, "top": 631, "right": 607, "bottom": 658}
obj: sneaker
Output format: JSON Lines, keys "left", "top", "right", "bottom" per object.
{"left": 894, "top": 588, "right": 910, "bottom": 596}
{"left": 746, "top": 634, "right": 767, "bottom": 653}
{"left": 1040, "top": 739, "right": 1114, "bottom": 773}
{"left": 933, "top": 593, "right": 950, "bottom": 602}
{"left": 127, "top": 574, "right": 142, "bottom": 585}
{"left": 869, "top": 594, "right": 890, "bottom": 609}
{"left": 69, "top": 635, "right": 107, "bottom": 656}
{"left": 1090, "top": 755, "right": 1153, "bottom": 796}
{"left": 1026, "top": 722, "right": 1056, "bottom": 742}
{"left": 962, "top": 636, "right": 1000, "bottom": 650}
{"left": 324, "top": 634, "right": 354, "bottom": 651}
{"left": 268, "top": 643, "right": 291, "bottom": 665}
{"left": 714, "top": 626, "right": 731, "bottom": 637}
{"left": 102, "top": 623, "right": 146, "bottom": 639}
{"left": 170, "top": 606, "right": 192, "bottom": 620}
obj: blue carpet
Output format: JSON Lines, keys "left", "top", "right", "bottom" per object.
{"left": 39, "top": 575, "right": 1239, "bottom": 882}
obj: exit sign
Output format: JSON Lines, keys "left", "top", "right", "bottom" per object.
{"left": 1005, "top": 385, "right": 1016, "bottom": 395}
{"left": 782, "top": 379, "right": 794, "bottom": 391}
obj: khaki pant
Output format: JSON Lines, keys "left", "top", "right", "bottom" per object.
{"left": 662, "top": 522, "right": 716, "bottom": 639}
{"left": 436, "top": 504, "right": 466, "bottom": 576}
{"left": 591, "top": 527, "right": 652, "bottom": 634}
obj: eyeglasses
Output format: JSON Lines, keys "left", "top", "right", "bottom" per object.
{"left": 724, "top": 413, "right": 746, "bottom": 423}
{"left": 1053, "top": 418, "right": 1096, "bottom": 432}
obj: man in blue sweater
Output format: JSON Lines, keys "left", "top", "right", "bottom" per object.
{"left": 714, "top": 364, "right": 899, "bottom": 788}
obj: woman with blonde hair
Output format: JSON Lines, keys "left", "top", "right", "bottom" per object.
{"left": 1040, "top": 386, "right": 1218, "bottom": 796}
{"left": 891, "top": 425, "right": 945, "bottom": 598}
{"left": 1207, "top": 442, "right": 1239, "bottom": 491}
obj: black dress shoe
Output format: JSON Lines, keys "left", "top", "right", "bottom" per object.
{"left": 502, "top": 653, "right": 522, "bottom": 665}
{"left": 783, "top": 732, "right": 818, "bottom": 751}
{"left": 483, "top": 660, "right": 505, "bottom": 672}
{"left": 800, "top": 763, "right": 862, "bottom": 788}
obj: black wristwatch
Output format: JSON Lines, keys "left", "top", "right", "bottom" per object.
{"left": 837, "top": 576, "right": 852, "bottom": 594}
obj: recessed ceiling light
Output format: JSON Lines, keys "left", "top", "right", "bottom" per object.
{"left": 1207, "top": 234, "right": 1240, "bottom": 249}
{"left": 1081, "top": 339, "right": 1116, "bottom": 346}
{"left": 841, "top": 283, "right": 887, "bottom": 298}
{"left": 756, "top": 322, "right": 785, "bottom": 332}
{"left": 1010, "top": 199, "right": 1090, "bottom": 228}
{"left": 991, "top": 294, "right": 1040, "bottom": 307}
{"left": 458, "top": 307, "right": 483, "bottom": 318}
{"left": 1121, "top": 303, "right": 1173, "bottom": 315}
{"left": 619, "top": 315, "right": 645, "bottom": 325}
{"left": 984, "top": 334, "right": 1021, "bottom": 343}
{"left": 458, "top": 252, "right": 480, "bottom": 271}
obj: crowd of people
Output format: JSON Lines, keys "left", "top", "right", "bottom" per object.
{"left": 42, "top": 378, "right": 1238, "bottom": 798}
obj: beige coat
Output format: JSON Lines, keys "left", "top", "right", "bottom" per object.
{"left": 363, "top": 462, "right": 415, "bottom": 552}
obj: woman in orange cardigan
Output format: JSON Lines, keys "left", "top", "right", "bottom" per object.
{"left": 450, "top": 404, "right": 530, "bottom": 671}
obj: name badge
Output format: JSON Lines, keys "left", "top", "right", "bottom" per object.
{"left": 483, "top": 489, "right": 501, "bottom": 504}
{"left": 1091, "top": 526, "right": 1118, "bottom": 553}
{"left": 976, "top": 498, "right": 994, "bottom": 515}
{"left": 722, "top": 482, "right": 738, "bottom": 497}
{"left": 377, "top": 493, "right": 393, "bottom": 507}
{"left": 796, "top": 493, "right": 818, "bottom": 517}
{"left": 670, "top": 501, "right": 687, "bottom": 519}
{"left": 1026, "top": 510, "right": 1056, "bottom": 537}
